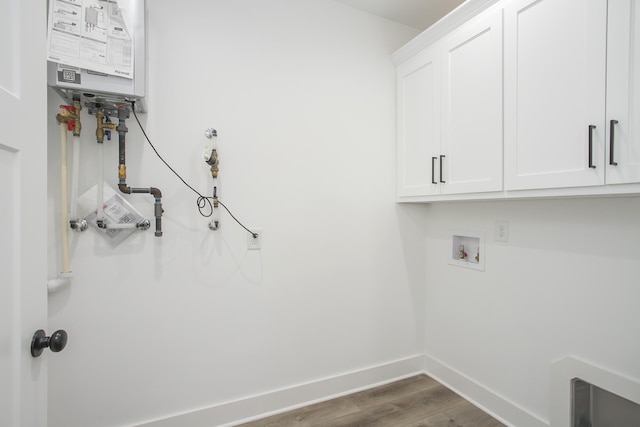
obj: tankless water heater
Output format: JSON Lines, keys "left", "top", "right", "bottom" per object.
{"left": 47, "top": 0, "right": 147, "bottom": 112}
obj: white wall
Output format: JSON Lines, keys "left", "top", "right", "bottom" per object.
{"left": 46, "top": 2, "right": 640, "bottom": 426}
{"left": 422, "top": 197, "right": 640, "bottom": 425}
{"left": 46, "top": 1, "right": 422, "bottom": 426}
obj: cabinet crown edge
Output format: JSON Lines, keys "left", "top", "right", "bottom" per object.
{"left": 391, "top": 0, "right": 501, "bottom": 66}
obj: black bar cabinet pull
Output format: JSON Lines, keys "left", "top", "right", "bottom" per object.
{"left": 610, "top": 119, "right": 619, "bottom": 166}
{"left": 588, "top": 125, "right": 596, "bottom": 169}
{"left": 439, "top": 155, "right": 446, "bottom": 183}
{"left": 431, "top": 157, "right": 437, "bottom": 184}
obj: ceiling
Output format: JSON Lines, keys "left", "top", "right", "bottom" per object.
{"left": 332, "top": 0, "right": 466, "bottom": 30}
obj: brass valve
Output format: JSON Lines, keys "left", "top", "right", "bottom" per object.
{"left": 209, "top": 149, "right": 219, "bottom": 178}
{"left": 95, "top": 108, "right": 117, "bottom": 143}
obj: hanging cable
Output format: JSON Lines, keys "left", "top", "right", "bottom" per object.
{"left": 129, "top": 101, "right": 258, "bottom": 238}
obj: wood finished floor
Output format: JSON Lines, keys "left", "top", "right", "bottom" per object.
{"left": 235, "top": 374, "right": 505, "bottom": 427}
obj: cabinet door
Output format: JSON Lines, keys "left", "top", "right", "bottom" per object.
{"left": 397, "top": 47, "right": 441, "bottom": 197}
{"left": 440, "top": 8, "right": 503, "bottom": 195}
{"left": 504, "top": 0, "right": 607, "bottom": 190}
{"left": 606, "top": 0, "right": 640, "bottom": 184}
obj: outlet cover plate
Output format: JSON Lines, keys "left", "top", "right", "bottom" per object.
{"left": 247, "top": 228, "right": 262, "bottom": 250}
{"left": 495, "top": 220, "right": 509, "bottom": 242}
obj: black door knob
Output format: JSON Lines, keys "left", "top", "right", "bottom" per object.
{"left": 31, "top": 329, "right": 68, "bottom": 357}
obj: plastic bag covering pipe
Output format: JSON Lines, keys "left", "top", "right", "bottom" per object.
{"left": 115, "top": 106, "right": 164, "bottom": 236}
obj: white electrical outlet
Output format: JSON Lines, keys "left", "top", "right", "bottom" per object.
{"left": 247, "top": 228, "right": 262, "bottom": 250}
{"left": 495, "top": 220, "right": 509, "bottom": 242}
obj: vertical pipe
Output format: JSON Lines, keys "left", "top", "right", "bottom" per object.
{"left": 59, "top": 123, "right": 70, "bottom": 274}
{"left": 154, "top": 198, "right": 163, "bottom": 236}
{"left": 206, "top": 133, "right": 220, "bottom": 231}
{"left": 97, "top": 142, "right": 105, "bottom": 224}
{"left": 212, "top": 193, "right": 220, "bottom": 229}
{"left": 70, "top": 96, "right": 82, "bottom": 224}
{"left": 118, "top": 114, "right": 126, "bottom": 186}
{"left": 70, "top": 134, "right": 81, "bottom": 222}
{"left": 94, "top": 106, "right": 114, "bottom": 228}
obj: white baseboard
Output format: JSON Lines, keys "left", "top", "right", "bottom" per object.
{"left": 137, "top": 354, "right": 425, "bottom": 427}
{"left": 136, "top": 353, "right": 551, "bottom": 427}
{"left": 424, "top": 354, "right": 548, "bottom": 427}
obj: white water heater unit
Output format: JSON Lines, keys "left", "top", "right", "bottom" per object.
{"left": 47, "top": 0, "right": 147, "bottom": 112}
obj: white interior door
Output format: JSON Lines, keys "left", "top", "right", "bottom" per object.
{"left": 0, "top": 0, "right": 48, "bottom": 426}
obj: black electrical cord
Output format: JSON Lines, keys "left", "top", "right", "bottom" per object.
{"left": 129, "top": 101, "right": 258, "bottom": 238}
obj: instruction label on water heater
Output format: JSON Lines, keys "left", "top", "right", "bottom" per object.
{"left": 47, "top": 0, "right": 134, "bottom": 79}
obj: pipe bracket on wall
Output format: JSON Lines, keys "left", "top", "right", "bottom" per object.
{"left": 70, "top": 219, "right": 89, "bottom": 232}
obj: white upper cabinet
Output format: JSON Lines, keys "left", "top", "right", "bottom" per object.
{"left": 396, "top": 47, "right": 440, "bottom": 197}
{"left": 395, "top": 0, "right": 640, "bottom": 201}
{"left": 440, "top": 9, "right": 503, "bottom": 195}
{"left": 504, "top": 0, "right": 608, "bottom": 190}
{"left": 396, "top": 6, "right": 503, "bottom": 199}
{"left": 606, "top": 0, "right": 640, "bottom": 184}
